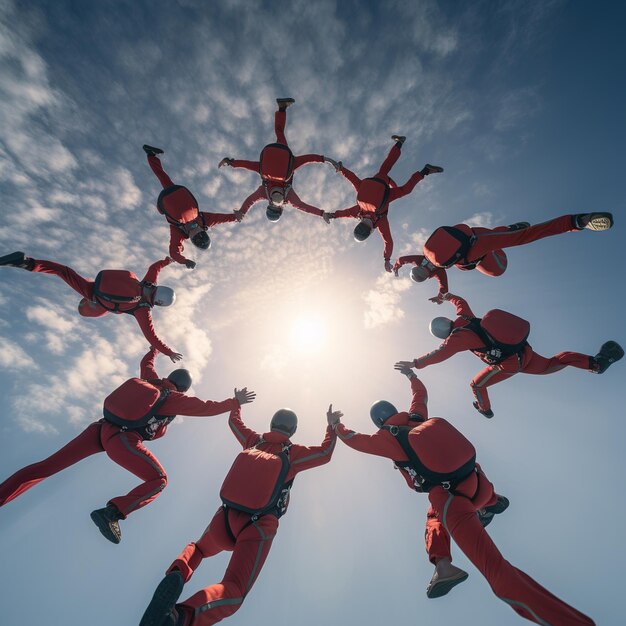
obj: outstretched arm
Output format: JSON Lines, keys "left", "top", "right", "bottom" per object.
{"left": 168, "top": 226, "right": 190, "bottom": 266}
{"left": 338, "top": 165, "right": 362, "bottom": 191}
{"left": 394, "top": 363, "right": 429, "bottom": 419}
{"left": 293, "top": 154, "right": 324, "bottom": 169}
{"left": 376, "top": 216, "right": 394, "bottom": 269}
{"left": 140, "top": 346, "right": 160, "bottom": 380}
{"left": 220, "top": 158, "right": 261, "bottom": 174}
{"left": 142, "top": 256, "right": 172, "bottom": 284}
{"left": 201, "top": 211, "right": 239, "bottom": 228}
{"left": 238, "top": 186, "right": 266, "bottom": 216}
{"left": 287, "top": 188, "right": 324, "bottom": 217}
{"left": 290, "top": 407, "right": 339, "bottom": 473}
{"left": 445, "top": 292, "right": 475, "bottom": 318}
{"left": 332, "top": 205, "right": 360, "bottom": 219}
{"left": 133, "top": 308, "right": 177, "bottom": 358}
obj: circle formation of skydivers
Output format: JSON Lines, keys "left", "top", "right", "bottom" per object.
{"left": 0, "top": 97, "right": 622, "bottom": 626}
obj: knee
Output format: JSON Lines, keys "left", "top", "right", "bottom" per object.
{"left": 157, "top": 473, "right": 168, "bottom": 491}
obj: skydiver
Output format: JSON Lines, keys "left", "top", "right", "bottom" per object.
{"left": 143, "top": 145, "right": 241, "bottom": 269}
{"left": 0, "top": 251, "right": 182, "bottom": 360}
{"left": 218, "top": 98, "right": 336, "bottom": 222}
{"left": 139, "top": 403, "right": 339, "bottom": 626}
{"left": 0, "top": 346, "right": 255, "bottom": 544}
{"left": 324, "top": 135, "right": 443, "bottom": 272}
{"left": 396, "top": 292, "right": 623, "bottom": 417}
{"left": 329, "top": 366, "right": 595, "bottom": 625}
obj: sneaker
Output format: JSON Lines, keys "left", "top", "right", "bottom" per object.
{"left": 421, "top": 164, "right": 444, "bottom": 175}
{"left": 574, "top": 212, "right": 614, "bottom": 231}
{"left": 478, "top": 494, "right": 510, "bottom": 527}
{"left": 507, "top": 222, "right": 530, "bottom": 231}
{"left": 426, "top": 567, "right": 469, "bottom": 599}
{"left": 0, "top": 251, "right": 34, "bottom": 270}
{"left": 593, "top": 341, "right": 624, "bottom": 374}
{"left": 90, "top": 504, "right": 123, "bottom": 544}
{"left": 143, "top": 145, "right": 164, "bottom": 157}
{"left": 276, "top": 98, "right": 295, "bottom": 109}
{"left": 139, "top": 571, "right": 185, "bottom": 626}
{"left": 473, "top": 401, "right": 494, "bottom": 419}
{"left": 391, "top": 134, "right": 406, "bottom": 145}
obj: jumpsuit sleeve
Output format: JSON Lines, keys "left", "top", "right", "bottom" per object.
{"left": 433, "top": 268, "right": 449, "bottom": 295}
{"left": 286, "top": 188, "right": 324, "bottom": 217}
{"left": 338, "top": 166, "right": 362, "bottom": 192}
{"left": 375, "top": 215, "right": 393, "bottom": 261}
{"left": 160, "top": 393, "right": 239, "bottom": 418}
{"left": 200, "top": 212, "right": 238, "bottom": 227}
{"left": 333, "top": 205, "right": 360, "bottom": 219}
{"left": 230, "top": 159, "right": 261, "bottom": 173}
{"left": 168, "top": 226, "right": 189, "bottom": 265}
{"left": 408, "top": 376, "right": 429, "bottom": 419}
{"left": 289, "top": 426, "right": 337, "bottom": 473}
{"left": 140, "top": 347, "right": 160, "bottom": 380}
{"left": 447, "top": 294, "right": 475, "bottom": 318}
{"left": 395, "top": 255, "right": 423, "bottom": 269}
{"left": 413, "top": 332, "right": 479, "bottom": 369}
{"left": 142, "top": 257, "right": 172, "bottom": 284}
{"left": 228, "top": 406, "right": 260, "bottom": 448}
{"left": 133, "top": 308, "right": 174, "bottom": 357}
{"left": 293, "top": 154, "right": 324, "bottom": 169}
{"left": 335, "top": 424, "right": 401, "bottom": 460}
{"left": 238, "top": 186, "right": 266, "bottom": 216}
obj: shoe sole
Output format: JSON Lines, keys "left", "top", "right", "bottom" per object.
{"left": 585, "top": 215, "right": 613, "bottom": 231}
{"left": 427, "top": 571, "right": 469, "bottom": 598}
{"left": 90, "top": 510, "right": 121, "bottom": 544}
{"left": 140, "top": 572, "right": 185, "bottom": 626}
{"left": 599, "top": 341, "right": 624, "bottom": 361}
{"left": 0, "top": 251, "right": 25, "bottom": 266}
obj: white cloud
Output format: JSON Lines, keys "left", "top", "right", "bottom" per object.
{"left": 0, "top": 336, "right": 37, "bottom": 369}
{"left": 465, "top": 211, "right": 495, "bottom": 228}
{"left": 362, "top": 273, "right": 412, "bottom": 329}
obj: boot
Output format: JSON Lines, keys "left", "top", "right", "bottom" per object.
{"left": 90, "top": 504, "right": 123, "bottom": 544}
{"left": 574, "top": 212, "right": 614, "bottom": 231}
{"left": 276, "top": 98, "right": 295, "bottom": 110}
{"left": 0, "top": 251, "right": 34, "bottom": 270}
{"left": 473, "top": 401, "right": 494, "bottom": 419}
{"left": 139, "top": 571, "right": 185, "bottom": 626}
{"left": 391, "top": 134, "right": 406, "bottom": 145}
{"left": 143, "top": 144, "right": 164, "bottom": 157}
{"left": 420, "top": 164, "right": 444, "bottom": 176}
{"left": 426, "top": 559, "right": 469, "bottom": 598}
{"left": 478, "top": 494, "right": 510, "bottom": 527}
{"left": 507, "top": 222, "right": 530, "bottom": 231}
{"left": 593, "top": 341, "right": 624, "bottom": 374}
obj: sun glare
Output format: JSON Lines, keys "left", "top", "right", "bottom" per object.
{"left": 289, "top": 315, "right": 326, "bottom": 353}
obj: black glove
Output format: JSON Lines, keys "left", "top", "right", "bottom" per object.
{"left": 185, "top": 260, "right": 197, "bottom": 269}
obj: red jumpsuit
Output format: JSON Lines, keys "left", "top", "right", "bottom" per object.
{"left": 393, "top": 254, "right": 449, "bottom": 296}
{"left": 230, "top": 109, "right": 325, "bottom": 218}
{"left": 333, "top": 143, "right": 425, "bottom": 262}
{"left": 147, "top": 155, "right": 238, "bottom": 265}
{"left": 28, "top": 256, "right": 176, "bottom": 357}
{"left": 424, "top": 215, "right": 579, "bottom": 277}
{"left": 335, "top": 377, "right": 594, "bottom": 625}
{"left": 0, "top": 348, "right": 238, "bottom": 516}
{"left": 413, "top": 295, "right": 595, "bottom": 412}
{"left": 165, "top": 407, "right": 337, "bottom": 626}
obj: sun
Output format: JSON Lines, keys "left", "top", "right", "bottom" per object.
{"left": 289, "top": 314, "right": 326, "bottom": 353}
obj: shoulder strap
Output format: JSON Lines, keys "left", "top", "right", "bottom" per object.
{"left": 103, "top": 387, "right": 171, "bottom": 429}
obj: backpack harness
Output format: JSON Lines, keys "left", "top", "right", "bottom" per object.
{"left": 384, "top": 424, "right": 476, "bottom": 493}
{"left": 357, "top": 177, "right": 390, "bottom": 215}
{"left": 457, "top": 316, "right": 530, "bottom": 365}
{"left": 431, "top": 226, "right": 479, "bottom": 268}
{"left": 156, "top": 185, "right": 204, "bottom": 237}
{"left": 92, "top": 271, "right": 152, "bottom": 315}
{"left": 259, "top": 143, "right": 295, "bottom": 184}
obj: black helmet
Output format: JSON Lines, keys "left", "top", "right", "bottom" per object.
{"left": 270, "top": 408, "right": 298, "bottom": 436}
{"left": 354, "top": 221, "right": 373, "bottom": 242}
{"left": 370, "top": 400, "right": 398, "bottom": 428}
{"left": 167, "top": 369, "right": 192, "bottom": 392}
{"left": 266, "top": 205, "right": 283, "bottom": 222}
{"left": 191, "top": 230, "right": 211, "bottom": 250}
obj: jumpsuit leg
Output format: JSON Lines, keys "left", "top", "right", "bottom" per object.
{"left": 147, "top": 155, "right": 175, "bottom": 189}
{"left": 425, "top": 505, "right": 452, "bottom": 563}
{"left": 102, "top": 428, "right": 167, "bottom": 518}
{"left": 388, "top": 170, "right": 425, "bottom": 201}
{"left": 471, "top": 365, "right": 518, "bottom": 412}
{"left": 0, "top": 422, "right": 104, "bottom": 506}
{"left": 375, "top": 143, "right": 402, "bottom": 178}
{"left": 429, "top": 484, "right": 595, "bottom": 625}
{"left": 522, "top": 350, "right": 594, "bottom": 375}
{"left": 274, "top": 110, "right": 287, "bottom": 145}
{"left": 180, "top": 513, "right": 278, "bottom": 626}
{"left": 467, "top": 215, "right": 578, "bottom": 262}
{"left": 31, "top": 259, "right": 95, "bottom": 300}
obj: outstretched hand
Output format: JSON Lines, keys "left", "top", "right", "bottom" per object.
{"left": 324, "top": 157, "right": 342, "bottom": 172}
{"left": 219, "top": 157, "right": 233, "bottom": 168}
{"left": 235, "top": 387, "right": 256, "bottom": 405}
{"left": 170, "top": 352, "right": 183, "bottom": 363}
{"left": 185, "top": 260, "right": 196, "bottom": 270}
{"left": 233, "top": 209, "right": 244, "bottom": 222}
{"left": 384, "top": 260, "right": 393, "bottom": 273}
{"left": 326, "top": 403, "right": 343, "bottom": 428}
{"left": 394, "top": 361, "right": 415, "bottom": 377}
{"left": 428, "top": 293, "right": 445, "bottom": 305}
{"left": 322, "top": 212, "right": 334, "bottom": 224}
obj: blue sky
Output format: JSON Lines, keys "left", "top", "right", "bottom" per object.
{"left": 0, "top": 1, "right": 625, "bottom": 624}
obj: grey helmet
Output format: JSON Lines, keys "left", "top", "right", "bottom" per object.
{"left": 154, "top": 286, "right": 176, "bottom": 307}
{"left": 266, "top": 205, "right": 283, "bottom": 222}
{"left": 167, "top": 369, "right": 192, "bottom": 393}
{"left": 191, "top": 230, "right": 211, "bottom": 250}
{"left": 354, "top": 221, "right": 373, "bottom": 241}
{"left": 430, "top": 316, "right": 453, "bottom": 339}
{"left": 410, "top": 265, "right": 430, "bottom": 283}
{"left": 370, "top": 400, "right": 398, "bottom": 428}
{"left": 270, "top": 408, "right": 298, "bottom": 436}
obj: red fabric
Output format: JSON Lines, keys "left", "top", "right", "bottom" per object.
{"left": 169, "top": 507, "right": 278, "bottom": 626}
{"left": 394, "top": 255, "right": 449, "bottom": 295}
{"left": 236, "top": 184, "right": 323, "bottom": 217}
{"left": 428, "top": 478, "right": 594, "bottom": 624}
{"left": 148, "top": 154, "right": 175, "bottom": 189}
{"left": 0, "top": 421, "right": 166, "bottom": 516}
{"left": 164, "top": 408, "right": 335, "bottom": 625}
